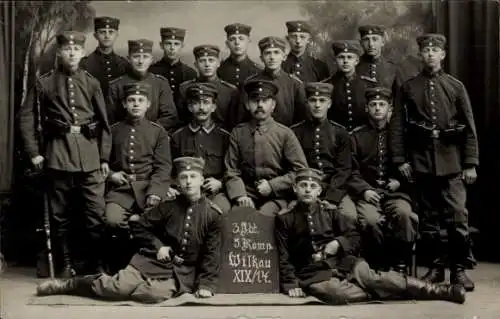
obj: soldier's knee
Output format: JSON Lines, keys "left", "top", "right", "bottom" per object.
{"left": 306, "top": 281, "right": 350, "bottom": 305}
{"left": 105, "top": 203, "right": 130, "bottom": 228}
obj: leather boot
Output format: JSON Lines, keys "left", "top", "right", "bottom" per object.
{"left": 36, "top": 274, "right": 101, "bottom": 296}
{"left": 304, "top": 280, "right": 370, "bottom": 305}
{"left": 59, "top": 239, "right": 75, "bottom": 279}
{"left": 421, "top": 267, "right": 445, "bottom": 283}
{"left": 406, "top": 276, "right": 466, "bottom": 304}
{"left": 450, "top": 268, "right": 475, "bottom": 292}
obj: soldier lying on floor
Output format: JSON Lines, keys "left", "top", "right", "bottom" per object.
{"left": 275, "top": 168, "right": 466, "bottom": 305}
{"left": 36, "top": 157, "right": 223, "bottom": 303}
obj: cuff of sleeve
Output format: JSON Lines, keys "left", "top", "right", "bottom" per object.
{"left": 393, "top": 156, "right": 406, "bottom": 165}
{"left": 464, "top": 158, "right": 479, "bottom": 167}
{"left": 147, "top": 194, "right": 161, "bottom": 201}
{"left": 334, "top": 236, "right": 349, "bottom": 254}
{"left": 153, "top": 239, "right": 165, "bottom": 251}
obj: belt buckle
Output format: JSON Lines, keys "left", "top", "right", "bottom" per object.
{"left": 127, "top": 174, "right": 136, "bottom": 182}
{"left": 431, "top": 129, "right": 440, "bottom": 139}
{"left": 173, "top": 255, "right": 184, "bottom": 266}
{"left": 70, "top": 125, "right": 81, "bottom": 134}
{"left": 376, "top": 179, "right": 385, "bottom": 186}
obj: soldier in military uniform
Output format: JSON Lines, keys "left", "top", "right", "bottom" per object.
{"left": 243, "top": 36, "right": 308, "bottom": 127}
{"left": 171, "top": 82, "right": 231, "bottom": 214}
{"left": 149, "top": 27, "right": 197, "bottom": 100}
{"left": 107, "top": 39, "right": 179, "bottom": 132}
{"left": 18, "top": 31, "right": 110, "bottom": 277}
{"left": 177, "top": 45, "right": 240, "bottom": 130}
{"left": 323, "top": 40, "right": 376, "bottom": 132}
{"left": 283, "top": 21, "right": 330, "bottom": 83}
{"left": 390, "top": 34, "right": 479, "bottom": 291}
{"left": 275, "top": 168, "right": 466, "bottom": 305}
{"left": 291, "top": 82, "right": 357, "bottom": 225}
{"left": 356, "top": 25, "right": 398, "bottom": 90}
{"left": 349, "top": 87, "right": 418, "bottom": 273}
{"left": 225, "top": 80, "right": 308, "bottom": 216}
{"left": 80, "top": 17, "right": 129, "bottom": 97}
{"left": 36, "top": 157, "right": 223, "bottom": 303}
{"left": 104, "top": 83, "right": 172, "bottom": 272}
{"left": 218, "top": 23, "right": 262, "bottom": 88}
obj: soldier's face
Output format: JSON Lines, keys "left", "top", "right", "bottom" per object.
{"left": 58, "top": 44, "right": 85, "bottom": 68}
{"left": 129, "top": 53, "right": 153, "bottom": 73}
{"left": 335, "top": 53, "right": 359, "bottom": 73}
{"left": 226, "top": 34, "right": 250, "bottom": 56}
{"left": 160, "top": 39, "right": 184, "bottom": 60}
{"left": 195, "top": 56, "right": 220, "bottom": 77}
{"left": 294, "top": 180, "right": 322, "bottom": 204}
{"left": 188, "top": 96, "right": 216, "bottom": 122}
{"left": 419, "top": 46, "right": 446, "bottom": 68}
{"left": 366, "top": 99, "right": 391, "bottom": 122}
{"left": 287, "top": 32, "right": 311, "bottom": 54}
{"left": 260, "top": 48, "right": 285, "bottom": 70}
{"left": 94, "top": 28, "right": 118, "bottom": 48}
{"left": 246, "top": 97, "right": 276, "bottom": 121}
{"left": 360, "top": 34, "right": 385, "bottom": 57}
{"left": 123, "top": 94, "right": 151, "bottom": 119}
{"left": 177, "top": 170, "right": 204, "bottom": 196}
{"left": 307, "top": 96, "right": 331, "bottom": 120}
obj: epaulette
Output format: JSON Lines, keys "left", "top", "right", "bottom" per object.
{"left": 234, "top": 122, "right": 247, "bottom": 129}
{"left": 320, "top": 200, "right": 337, "bottom": 211}
{"left": 245, "top": 73, "right": 259, "bottom": 83}
{"left": 149, "top": 121, "right": 165, "bottom": 130}
{"left": 444, "top": 73, "right": 463, "bottom": 86}
{"left": 110, "top": 122, "right": 121, "bottom": 129}
{"left": 38, "top": 70, "right": 54, "bottom": 79}
{"left": 289, "top": 120, "right": 305, "bottom": 129}
{"left": 108, "top": 75, "right": 124, "bottom": 85}
{"left": 328, "top": 120, "right": 346, "bottom": 130}
{"left": 217, "top": 127, "right": 231, "bottom": 136}
{"left": 208, "top": 200, "right": 223, "bottom": 215}
{"left": 153, "top": 73, "right": 168, "bottom": 81}
{"left": 171, "top": 126, "right": 186, "bottom": 136}
{"left": 289, "top": 73, "right": 303, "bottom": 83}
{"left": 350, "top": 125, "right": 366, "bottom": 134}
{"left": 179, "top": 78, "right": 196, "bottom": 88}
{"left": 221, "top": 79, "right": 237, "bottom": 89}
{"left": 83, "top": 70, "right": 97, "bottom": 80}
{"left": 360, "top": 75, "right": 377, "bottom": 83}
{"left": 278, "top": 200, "right": 297, "bottom": 215}
{"left": 320, "top": 75, "right": 333, "bottom": 83}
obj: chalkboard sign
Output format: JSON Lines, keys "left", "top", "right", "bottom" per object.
{"left": 218, "top": 206, "right": 279, "bottom": 294}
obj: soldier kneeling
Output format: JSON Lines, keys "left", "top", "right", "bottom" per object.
{"left": 36, "top": 157, "right": 223, "bottom": 303}
{"left": 275, "top": 168, "right": 465, "bottom": 305}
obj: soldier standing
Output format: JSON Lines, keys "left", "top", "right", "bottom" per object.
{"left": 80, "top": 16, "right": 129, "bottom": 98}
{"left": 36, "top": 157, "right": 223, "bottom": 303}
{"left": 176, "top": 45, "right": 240, "bottom": 130}
{"left": 171, "top": 82, "right": 231, "bottom": 214}
{"left": 149, "top": 27, "right": 197, "bottom": 100}
{"left": 218, "top": 23, "right": 262, "bottom": 88}
{"left": 107, "top": 39, "right": 179, "bottom": 132}
{"left": 275, "top": 168, "right": 466, "bottom": 305}
{"left": 224, "top": 79, "right": 308, "bottom": 215}
{"left": 291, "top": 82, "right": 358, "bottom": 225}
{"left": 323, "top": 40, "right": 375, "bottom": 132}
{"left": 390, "top": 34, "right": 479, "bottom": 291}
{"left": 349, "top": 87, "right": 418, "bottom": 273}
{"left": 283, "top": 21, "right": 330, "bottom": 82}
{"left": 18, "top": 31, "right": 110, "bottom": 277}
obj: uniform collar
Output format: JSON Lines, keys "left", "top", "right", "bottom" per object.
{"left": 57, "top": 65, "right": 81, "bottom": 76}
{"left": 368, "top": 119, "right": 388, "bottom": 132}
{"left": 251, "top": 117, "right": 275, "bottom": 133}
{"left": 197, "top": 75, "right": 220, "bottom": 83}
{"left": 94, "top": 48, "right": 116, "bottom": 57}
{"left": 343, "top": 71, "right": 357, "bottom": 81}
{"left": 161, "top": 57, "right": 181, "bottom": 67}
{"left": 125, "top": 116, "right": 147, "bottom": 126}
{"left": 128, "top": 68, "right": 151, "bottom": 81}
{"left": 289, "top": 52, "right": 306, "bottom": 62}
{"left": 361, "top": 54, "right": 381, "bottom": 63}
{"left": 298, "top": 200, "right": 320, "bottom": 214}
{"left": 308, "top": 116, "right": 328, "bottom": 127}
{"left": 422, "top": 67, "right": 444, "bottom": 78}
{"left": 262, "top": 68, "right": 282, "bottom": 79}
{"left": 189, "top": 122, "right": 216, "bottom": 134}
{"left": 228, "top": 55, "right": 249, "bottom": 66}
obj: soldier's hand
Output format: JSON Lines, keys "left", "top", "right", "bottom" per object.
{"left": 31, "top": 155, "right": 44, "bottom": 170}
{"left": 363, "top": 189, "right": 381, "bottom": 205}
{"left": 324, "top": 240, "right": 340, "bottom": 256}
{"left": 256, "top": 179, "right": 272, "bottom": 197}
{"left": 237, "top": 196, "right": 255, "bottom": 208}
{"left": 398, "top": 163, "right": 413, "bottom": 181}
{"left": 462, "top": 167, "right": 477, "bottom": 184}
{"left": 165, "top": 187, "right": 180, "bottom": 200}
{"left": 100, "top": 162, "right": 110, "bottom": 177}
{"left": 195, "top": 288, "right": 214, "bottom": 298}
{"left": 311, "top": 251, "right": 324, "bottom": 262}
{"left": 288, "top": 288, "right": 306, "bottom": 298}
{"left": 202, "top": 177, "right": 222, "bottom": 194}
{"left": 109, "top": 171, "right": 129, "bottom": 185}
{"left": 320, "top": 200, "right": 337, "bottom": 211}
{"left": 146, "top": 195, "right": 161, "bottom": 208}
{"left": 386, "top": 178, "right": 401, "bottom": 192}
{"left": 157, "top": 246, "right": 172, "bottom": 262}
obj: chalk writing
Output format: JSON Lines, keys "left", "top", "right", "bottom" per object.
{"left": 232, "top": 237, "right": 273, "bottom": 253}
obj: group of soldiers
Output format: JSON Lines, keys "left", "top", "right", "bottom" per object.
{"left": 17, "top": 16, "right": 478, "bottom": 305}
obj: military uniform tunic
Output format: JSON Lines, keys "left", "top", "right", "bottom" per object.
{"left": 130, "top": 196, "right": 223, "bottom": 293}
{"left": 355, "top": 55, "right": 398, "bottom": 90}
{"left": 80, "top": 49, "right": 129, "bottom": 97}
{"left": 149, "top": 59, "right": 197, "bottom": 99}
{"left": 217, "top": 56, "right": 261, "bottom": 88}
{"left": 106, "top": 118, "right": 172, "bottom": 210}
{"left": 282, "top": 54, "right": 330, "bottom": 83}
{"left": 291, "top": 119, "right": 352, "bottom": 204}
{"left": 107, "top": 71, "right": 179, "bottom": 131}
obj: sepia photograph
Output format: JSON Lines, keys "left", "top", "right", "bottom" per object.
{"left": 1, "top": 0, "right": 499, "bottom": 318}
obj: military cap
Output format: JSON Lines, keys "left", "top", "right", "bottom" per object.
{"left": 128, "top": 39, "right": 154, "bottom": 54}
{"left": 193, "top": 45, "right": 220, "bottom": 59}
{"left": 286, "top": 20, "right": 313, "bottom": 34}
{"left": 305, "top": 82, "right": 334, "bottom": 98}
{"left": 332, "top": 40, "right": 363, "bottom": 56}
{"left": 94, "top": 16, "right": 120, "bottom": 31}
{"left": 186, "top": 82, "right": 218, "bottom": 99}
{"left": 365, "top": 86, "right": 392, "bottom": 102}
{"left": 244, "top": 79, "right": 279, "bottom": 99}
{"left": 123, "top": 82, "right": 153, "bottom": 99}
{"left": 258, "top": 36, "right": 287, "bottom": 52}
{"left": 416, "top": 33, "right": 447, "bottom": 50}
{"left": 56, "top": 31, "right": 86, "bottom": 47}
{"left": 358, "top": 24, "right": 385, "bottom": 38}
{"left": 295, "top": 168, "right": 324, "bottom": 184}
{"left": 160, "top": 27, "right": 186, "bottom": 41}
{"left": 174, "top": 156, "right": 205, "bottom": 173}
{"left": 224, "top": 23, "right": 252, "bottom": 36}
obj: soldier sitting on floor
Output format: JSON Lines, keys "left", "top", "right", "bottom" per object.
{"left": 275, "top": 168, "right": 466, "bottom": 305}
{"left": 36, "top": 157, "right": 223, "bottom": 303}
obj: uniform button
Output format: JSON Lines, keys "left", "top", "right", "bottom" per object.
{"left": 129, "top": 156, "right": 134, "bottom": 160}
{"left": 316, "top": 156, "right": 320, "bottom": 160}
{"left": 129, "top": 149, "right": 134, "bottom": 153}
{"left": 170, "top": 71, "right": 174, "bottom": 75}
{"left": 315, "top": 149, "right": 319, "bottom": 153}
{"left": 182, "top": 239, "right": 188, "bottom": 244}
{"left": 315, "top": 134, "right": 320, "bottom": 139}
{"left": 348, "top": 110, "right": 353, "bottom": 115}
{"left": 70, "top": 92, "right": 75, "bottom": 96}
{"left": 69, "top": 84, "right": 74, "bottom": 88}
{"left": 181, "top": 246, "right": 186, "bottom": 251}
{"left": 71, "top": 107, "right": 76, "bottom": 110}
{"left": 130, "top": 142, "right": 134, "bottom": 146}
{"left": 430, "top": 101, "right": 435, "bottom": 105}
{"left": 185, "top": 223, "right": 190, "bottom": 228}
{"left": 68, "top": 78, "right": 73, "bottom": 82}
{"left": 296, "top": 71, "right": 300, "bottom": 75}
{"left": 184, "top": 231, "right": 189, "bottom": 236}
{"left": 107, "top": 74, "right": 112, "bottom": 78}
{"left": 429, "top": 81, "right": 434, "bottom": 85}
{"left": 348, "top": 103, "right": 352, "bottom": 107}
{"left": 346, "top": 83, "right": 350, "bottom": 87}
{"left": 315, "top": 128, "right": 320, "bottom": 132}
{"left": 309, "top": 221, "right": 313, "bottom": 225}
{"left": 307, "top": 215, "right": 312, "bottom": 219}
{"left": 235, "top": 74, "right": 239, "bottom": 78}
{"left": 188, "top": 208, "right": 192, "bottom": 213}
{"left": 70, "top": 99, "right": 75, "bottom": 104}
{"left": 131, "top": 128, "right": 136, "bottom": 133}
{"left": 172, "top": 84, "right": 176, "bottom": 88}
{"left": 236, "top": 68, "right": 240, "bottom": 72}
{"left": 130, "top": 163, "right": 135, "bottom": 167}
{"left": 347, "top": 96, "right": 352, "bottom": 101}
{"left": 315, "top": 142, "right": 320, "bottom": 146}
{"left": 296, "top": 64, "right": 301, "bottom": 68}
{"left": 130, "top": 170, "right": 135, "bottom": 174}
{"left": 130, "top": 135, "right": 135, "bottom": 139}
{"left": 187, "top": 215, "right": 191, "bottom": 220}
{"left": 106, "top": 61, "right": 110, "bottom": 65}
{"left": 318, "top": 162, "right": 323, "bottom": 167}
{"left": 73, "top": 113, "right": 78, "bottom": 117}
{"left": 432, "top": 116, "right": 437, "bottom": 120}
{"left": 107, "top": 68, "right": 111, "bottom": 71}
{"left": 74, "top": 120, "right": 79, "bottom": 124}
{"left": 170, "top": 78, "right": 174, "bottom": 82}
{"left": 310, "top": 228, "right": 315, "bottom": 233}
{"left": 346, "top": 90, "right": 351, "bottom": 94}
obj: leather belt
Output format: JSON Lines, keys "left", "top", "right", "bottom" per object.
{"left": 127, "top": 173, "right": 149, "bottom": 182}
{"left": 69, "top": 125, "right": 81, "bottom": 134}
